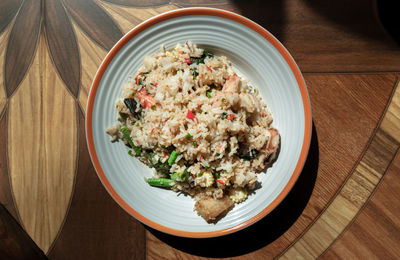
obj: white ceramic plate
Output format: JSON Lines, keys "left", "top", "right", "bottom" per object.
{"left": 86, "top": 7, "right": 312, "bottom": 237}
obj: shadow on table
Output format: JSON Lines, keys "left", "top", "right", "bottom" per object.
{"left": 147, "top": 123, "right": 319, "bottom": 258}
{"left": 230, "top": 0, "right": 398, "bottom": 46}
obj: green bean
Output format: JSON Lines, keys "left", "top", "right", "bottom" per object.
{"left": 120, "top": 126, "right": 141, "bottom": 155}
{"left": 147, "top": 178, "right": 174, "bottom": 187}
{"left": 168, "top": 150, "right": 178, "bottom": 165}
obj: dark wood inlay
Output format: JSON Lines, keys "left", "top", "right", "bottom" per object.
{"left": 63, "top": 0, "right": 123, "bottom": 51}
{"left": 0, "top": 204, "right": 46, "bottom": 259}
{"left": 44, "top": 0, "right": 81, "bottom": 97}
{"left": 0, "top": 0, "right": 23, "bottom": 35}
{"left": 0, "top": 108, "right": 19, "bottom": 221}
{"left": 4, "top": 0, "right": 41, "bottom": 97}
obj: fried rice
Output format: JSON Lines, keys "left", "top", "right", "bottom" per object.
{"left": 106, "top": 41, "right": 280, "bottom": 222}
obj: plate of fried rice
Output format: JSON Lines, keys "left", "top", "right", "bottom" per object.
{"left": 86, "top": 7, "right": 312, "bottom": 237}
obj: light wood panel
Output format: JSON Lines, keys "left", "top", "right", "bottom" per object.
{"left": 8, "top": 32, "right": 77, "bottom": 253}
{"left": 99, "top": 1, "right": 178, "bottom": 34}
{"left": 281, "top": 82, "right": 400, "bottom": 259}
{"left": 381, "top": 80, "right": 400, "bottom": 143}
{"left": 322, "top": 151, "right": 400, "bottom": 259}
{"left": 73, "top": 21, "right": 108, "bottom": 112}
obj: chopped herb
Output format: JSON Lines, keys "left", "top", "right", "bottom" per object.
{"left": 131, "top": 91, "right": 136, "bottom": 96}
{"left": 151, "top": 105, "right": 156, "bottom": 110}
{"left": 199, "top": 109, "right": 203, "bottom": 114}
{"left": 186, "top": 133, "right": 192, "bottom": 140}
{"left": 213, "top": 172, "right": 220, "bottom": 180}
{"left": 222, "top": 98, "right": 226, "bottom": 103}
{"left": 197, "top": 172, "right": 203, "bottom": 177}
{"left": 192, "top": 141, "right": 197, "bottom": 146}
{"left": 191, "top": 67, "right": 198, "bottom": 79}
{"left": 203, "top": 50, "right": 213, "bottom": 58}
{"left": 221, "top": 112, "right": 227, "bottom": 119}
{"left": 203, "top": 166, "right": 210, "bottom": 170}
{"left": 206, "top": 91, "right": 212, "bottom": 98}
{"left": 232, "top": 166, "right": 237, "bottom": 170}
{"left": 128, "top": 150, "right": 133, "bottom": 156}
{"left": 139, "top": 79, "right": 143, "bottom": 85}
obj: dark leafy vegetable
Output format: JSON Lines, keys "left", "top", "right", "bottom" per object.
{"left": 190, "top": 50, "right": 214, "bottom": 64}
{"left": 239, "top": 149, "right": 259, "bottom": 160}
{"left": 123, "top": 98, "right": 139, "bottom": 117}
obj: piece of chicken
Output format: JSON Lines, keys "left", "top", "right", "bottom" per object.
{"left": 194, "top": 195, "right": 234, "bottom": 223}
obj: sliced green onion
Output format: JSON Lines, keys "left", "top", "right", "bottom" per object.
{"left": 206, "top": 91, "right": 212, "bottom": 98}
{"left": 192, "top": 141, "right": 197, "bottom": 147}
{"left": 186, "top": 133, "right": 192, "bottom": 140}
{"left": 120, "top": 126, "right": 141, "bottom": 155}
{"left": 151, "top": 105, "right": 156, "bottom": 110}
{"left": 168, "top": 150, "right": 178, "bottom": 165}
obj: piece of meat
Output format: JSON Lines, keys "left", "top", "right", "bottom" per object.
{"left": 194, "top": 195, "right": 234, "bottom": 223}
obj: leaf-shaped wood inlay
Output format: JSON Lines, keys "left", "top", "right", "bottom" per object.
{"left": 47, "top": 105, "right": 146, "bottom": 259}
{"left": 44, "top": 0, "right": 80, "bottom": 98}
{"left": 99, "top": 2, "right": 178, "bottom": 33}
{"left": 71, "top": 22, "right": 107, "bottom": 112}
{"left": 4, "top": 0, "right": 41, "bottom": 97}
{"left": 63, "top": 0, "right": 123, "bottom": 51}
{"left": 102, "top": 0, "right": 169, "bottom": 7}
{"left": 8, "top": 33, "right": 77, "bottom": 253}
{"left": 0, "top": 0, "right": 22, "bottom": 34}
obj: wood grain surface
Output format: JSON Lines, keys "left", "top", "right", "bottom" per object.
{"left": 0, "top": 0, "right": 399, "bottom": 259}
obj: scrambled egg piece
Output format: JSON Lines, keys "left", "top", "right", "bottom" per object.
{"left": 230, "top": 188, "right": 248, "bottom": 203}
{"left": 195, "top": 172, "right": 214, "bottom": 187}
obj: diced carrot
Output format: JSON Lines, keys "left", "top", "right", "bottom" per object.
{"left": 206, "top": 65, "right": 212, "bottom": 73}
{"left": 227, "top": 114, "right": 235, "bottom": 120}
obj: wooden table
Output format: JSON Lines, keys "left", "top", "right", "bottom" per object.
{"left": 1, "top": 0, "right": 399, "bottom": 259}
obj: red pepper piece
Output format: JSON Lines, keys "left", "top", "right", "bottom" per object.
{"left": 186, "top": 109, "right": 196, "bottom": 120}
